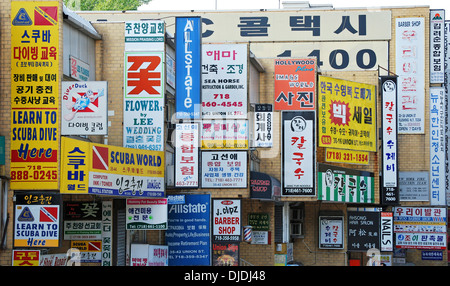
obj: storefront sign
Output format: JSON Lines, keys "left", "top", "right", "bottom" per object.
{"left": 13, "top": 250, "right": 40, "bottom": 266}
{"left": 126, "top": 198, "right": 168, "bottom": 230}
{"left": 166, "top": 194, "right": 211, "bottom": 266}
{"left": 250, "top": 171, "right": 281, "bottom": 200}
{"left": 70, "top": 56, "right": 90, "bottom": 81}
{"left": 63, "top": 201, "right": 102, "bottom": 240}
{"left": 274, "top": 58, "right": 316, "bottom": 110}
{"left": 71, "top": 241, "right": 102, "bottom": 263}
{"left": 381, "top": 212, "right": 393, "bottom": 252}
{"left": 40, "top": 253, "right": 68, "bottom": 266}
{"left": 202, "top": 44, "right": 248, "bottom": 119}
{"left": 62, "top": 81, "right": 107, "bottom": 135}
{"left": 252, "top": 104, "right": 273, "bottom": 148}
{"left": 318, "top": 76, "right": 376, "bottom": 152}
{"left": 175, "top": 17, "right": 201, "bottom": 119}
{"left": 124, "top": 51, "right": 164, "bottom": 151}
{"left": 394, "top": 207, "right": 447, "bottom": 250}
{"left": 248, "top": 213, "right": 270, "bottom": 231}
{"left": 282, "top": 111, "right": 315, "bottom": 196}
{"left": 430, "top": 10, "right": 445, "bottom": 84}
{"left": 60, "top": 137, "right": 164, "bottom": 197}
{"left": 125, "top": 20, "right": 165, "bottom": 51}
{"left": 11, "top": 1, "right": 60, "bottom": 190}
{"left": 201, "top": 119, "right": 248, "bottom": 149}
{"left": 325, "top": 148, "right": 369, "bottom": 165}
{"left": 212, "top": 242, "right": 239, "bottom": 266}
{"left": 381, "top": 76, "right": 399, "bottom": 205}
{"left": 429, "top": 87, "right": 446, "bottom": 206}
{"left": 101, "top": 200, "right": 112, "bottom": 266}
{"left": 317, "top": 163, "right": 374, "bottom": 203}
{"left": 201, "top": 151, "right": 247, "bottom": 188}
{"left": 174, "top": 123, "right": 199, "bottom": 188}
{"left": 347, "top": 211, "right": 380, "bottom": 251}
{"left": 130, "top": 244, "right": 168, "bottom": 266}
{"left": 213, "top": 199, "right": 241, "bottom": 242}
{"left": 14, "top": 193, "right": 60, "bottom": 248}
{"left": 399, "top": 171, "right": 429, "bottom": 201}
{"left": 395, "top": 17, "right": 425, "bottom": 133}
{"left": 319, "top": 216, "right": 344, "bottom": 249}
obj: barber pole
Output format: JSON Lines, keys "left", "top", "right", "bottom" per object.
{"left": 243, "top": 226, "right": 252, "bottom": 243}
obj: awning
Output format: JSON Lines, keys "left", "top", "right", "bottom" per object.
{"left": 250, "top": 171, "right": 281, "bottom": 201}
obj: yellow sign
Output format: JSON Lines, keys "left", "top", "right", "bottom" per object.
{"left": 10, "top": 2, "right": 60, "bottom": 190}
{"left": 318, "top": 76, "right": 376, "bottom": 152}
{"left": 13, "top": 250, "right": 40, "bottom": 266}
{"left": 325, "top": 148, "right": 369, "bottom": 165}
{"left": 61, "top": 137, "right": 165, "bottom": 197}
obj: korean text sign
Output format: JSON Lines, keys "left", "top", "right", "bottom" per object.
{"left": 282, "top": 111, "right": 315, "bottom": 196}
{"left": 394, "top": 207, "right": 446, "bottom": 250}
{"left": 347, "top": 211, "right": 380, "bottom": 251}
{"left": 317, "top": 163, "right": 374, "bottom": 203}
{"left": 11, "top": 1, "right": 60, "bottom": 190}
{"left": 201, "top": 119, "right": 249, "bottom": 149}
{"left": 274, "top": 58, "right": 316, "bottom": 110}
{"left": 125, "top": 20, "right": 165, "bottom": 51}
{"left": 166, "top": 194, "right": 211, "bottom": 266}
{"left": 213, "top": 199, "right": 241, "bottom": 242}
{"left": 124, "top": 51, "right": 165, "bottom": 151}
{"left": 319, "top": 216, "right": 343, "bottom": 249}
{"left": 62, "top": 81, "right": 108, "bottom": 136}
{"left": 395, "top": 18, "right": 425, "bottom": 134}
{"left": 60, "top": 137, "right": 164, "bottom": 197}
{"left": 175, "top": 17, "right": 201, "bottom": 119}
{"left": 175, "top": 123, "right": 199, "bottom": 188}
{"left": 202, "top": 44, "right": 248, "bottom": 119}
{"left": 201, "top": 151, "right": 247, "bottom": 188}
{"left": 318, "top": 76, "right": 376, "bottom": 152}
{"left": 126, "top": 198, "right": 168, "bottom": 230}
{"left": 14, "top": 193, "right": 60, "bottom": 248}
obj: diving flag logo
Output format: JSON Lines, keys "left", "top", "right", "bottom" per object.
{"left": 12, "top": 8, "right": 32, "bottom": 26}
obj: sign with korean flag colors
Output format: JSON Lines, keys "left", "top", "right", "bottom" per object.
{"left": 282, "top": 111, "right": 315, "bottom": 196}
{"left": 318, "top": 76, "right": 376, "bottom": 152}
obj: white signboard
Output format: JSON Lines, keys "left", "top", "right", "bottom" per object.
{"left": 380, "top": 212, "right": 393, "bottom": 252}
{"left": 430, "top": 10, "right": 445, "bottom": 84}
{"left": 430, "top": 87, "right": 446, "bottom": 206}
{"left": 201, "top": 119, "right": 248, "bottom": 149}
{"left": 202, "top": 44, "right": 248, "bottom": 119}
{"left": 130, "top": 244, "right": 168, "bottom": 266}
{"left": 252, "top": 104, "right": 273, "bottom": 148}
{"left": 61, "top": 81, "right": 107, "bottom": 135}
{"left": 70, "top": 56, "right": 90, "bottom": 81}
{"left": 123, "top": 51, "right": 165, "bottom": 151}
{"left": 395, "top": 18, "right": 425, "bottom": 134}
{"left": 319, "top": 216, "right": 344, "bottom": 249}
{"left": 125, "top": 20, "right": 165, "bottom": 51}
{"left": 213, "top": 199, "right": 241, "bottom": 241}
{"left": 175, "top": 123, "right": 199, "bottom": 188}
{"left": 126, "top": 198, "right": 168, "bottom": 230}
{"left": 201, "top": 151, "right": 247, "bottom": 188}
{"left": 282, "top": 111, "right": 315, "bottom": 196}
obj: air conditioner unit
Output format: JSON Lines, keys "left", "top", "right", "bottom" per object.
{"left": 290, "top": 223, "right": 303, "bottom": 236}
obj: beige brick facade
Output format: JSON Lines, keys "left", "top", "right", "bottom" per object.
{"left": 0, "top": 2, "right": 447, "bottom": 267}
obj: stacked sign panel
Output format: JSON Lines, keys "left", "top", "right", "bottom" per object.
{"left": 11, "top": 1, "right": 60, "bottom": 190}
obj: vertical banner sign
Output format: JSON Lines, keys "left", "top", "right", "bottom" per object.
{"left": 175, "top": 17, "right": 201, "bottom": 119}
{"left": 253, "top": 104, "right": 273, "bottom": 148}
{"left": 11, "top": 2, "right": 60, "bottom": 190}
{"left": 430, "top": 87, "right": 446, "bottom": 206}
{"left": 395, "top": 18, "right": 425, "bottom": 134}
{"left": 125, "top": 20, "right": 165, "bottom": 51}
{"left": 430, "top": 10, "right": 445, "bottom": 84}
{"left": 166, "top": 194, "right": 211, "bottom": 266}
{"left": 381, "top": 76, "right": 399, "bottom": 205}
{"left": 202, "top": 44, "right": 248, "bottom": 119}
{"left": 124, "top": 51, "right": 165, "bottom": 151}
{"left": 101, "top": 200, "right": 112, "bottom": 266}
{"left": 274, "top": 58, "right": 316, "bottom": 110}
{"left": 282, "top": 111, "right": 315, "bottom": 196}
{"left": 61, "top": 81, "right": 108, "bottom": 135}
{"left": 213, "top": 199, "right": 241, "bottom": 242}
{"left": 318, "top": 76, "right": 376, "bottom": 152}
{"left": 175, "top": 123, "right": 199, "bottom": 188}
{"left": 446, "top": 20, "right": 450, "bottom": 206}
{"left": 380, "top": 212, "right": 393, "bottom": 252}
{"left": 14, "top": 193, "right": 60, "bottom": 248}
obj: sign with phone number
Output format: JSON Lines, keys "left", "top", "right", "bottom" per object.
{"left": 325, "top": 148, "right": 369, "bottom": 165}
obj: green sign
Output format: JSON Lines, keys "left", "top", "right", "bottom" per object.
{"left": 248, "top": 213, "right": 270, "bottom": 231}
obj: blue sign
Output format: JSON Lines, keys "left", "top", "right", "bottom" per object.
{"left": 422, "top": 250, "right": 443, "bottom": 260}
{"left": 166, "top": 194, "right": 210, "bottom": 266}
{"left": 175, "top": 17, "right": 201, "bottom": 119}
